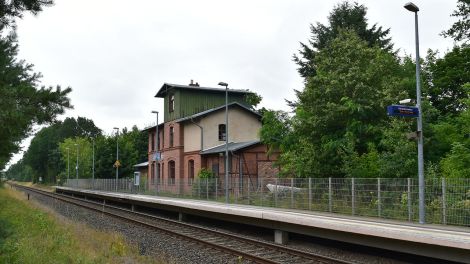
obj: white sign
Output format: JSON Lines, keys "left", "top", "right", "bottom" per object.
{"left": 154, "top": 152, "right": 162, "bottom": 161}
{"left": 134, "top": 172, "right": 140, "bottom": 186}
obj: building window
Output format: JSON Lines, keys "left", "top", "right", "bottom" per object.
{"left": 188, "top": 160, "right": 194, "bottom": 185}
{"left": 169, "top": 94, "right": 175, "bottom": 112}
{"left": 168, "top": 160, "right": 175, "bottom": 185}
{"left": 218, "top": 124, "right": 226, "bottom": 141}
{"left": 151, "top": 132, "right": 155, "bottom": 151}
{"left": 169, "top": 127, "right": 174, "bottom": 147}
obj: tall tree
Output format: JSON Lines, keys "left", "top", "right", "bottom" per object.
{"left": 293, "top": 2, "right": 393, "bottom": 81}
{"left": 0, "top": 0, "right": 53, "bottom": 26}
{"left": 0, "top": 1, "right": 72, "bottom": 170}
{"left": 442, "top": 0, "right": 470, "bottom": 43}
{"left": 262, "top": 30, "right": 404, "bottom": 177}
{"left": 424, "top": 46, "right": 470, "bottom": 115}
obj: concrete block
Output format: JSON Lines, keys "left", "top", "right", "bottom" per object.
{"left": 274, "top": 230, "right": 288, "bottom": 245}
{"left": 178, "top": 212, "right": 187, "bottom": 222}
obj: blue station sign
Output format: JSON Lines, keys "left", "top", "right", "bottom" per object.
{"left": 387, "top": 105, "right": 419, "bottom": 118}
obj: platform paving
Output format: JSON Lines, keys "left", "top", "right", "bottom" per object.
{"left": 56, "top": 186, "right": 470, "bottom": 263}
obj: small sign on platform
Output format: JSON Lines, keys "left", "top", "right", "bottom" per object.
{"left": 387, "top": 105, "right": 419, "bottom": 118}
{"left": 134, "top": 172, "right": 140, "bottom": 186}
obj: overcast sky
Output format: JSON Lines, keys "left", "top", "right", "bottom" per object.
{"left": 8, "top": 0, "right": 458, "bottom": 167}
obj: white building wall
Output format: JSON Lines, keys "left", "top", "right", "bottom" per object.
{"left": 183, "top": 107, "right": 261, "bottom": 152}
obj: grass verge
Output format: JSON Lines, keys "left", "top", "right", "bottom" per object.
{"left": 0, "top": 185, "right": 167, "bottom": 264}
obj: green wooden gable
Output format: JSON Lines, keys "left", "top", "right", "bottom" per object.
{"left": 156, "top": 83, "right": 253, "bottom": 122}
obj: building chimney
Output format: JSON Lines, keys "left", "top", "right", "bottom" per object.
{"left": 189, "top": 80, "right": 200, "bottom": 87}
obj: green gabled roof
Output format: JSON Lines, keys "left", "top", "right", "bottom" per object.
{"left": 155, "top": 83, "right": 252, "bottom": 98}
{"left": 174, "top": 102, "right": 261, "bottom": 123}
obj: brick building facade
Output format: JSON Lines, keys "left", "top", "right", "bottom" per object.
{"left": 145, "top": 82, "right": 279, "bottom": 191}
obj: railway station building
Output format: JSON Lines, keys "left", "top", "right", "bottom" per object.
{"left": 144, "top": 81, "right": 279, "bottom": 192}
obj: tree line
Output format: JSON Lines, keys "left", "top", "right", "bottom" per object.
{"left": 5, "top": 117, "right": 148, "bottom": 183}
{"left": 260, "top": 1, "right": 470, "bottom": 179}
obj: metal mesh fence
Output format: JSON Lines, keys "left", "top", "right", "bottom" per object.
{"left": 64, "top": 177, "right": 470, "bottom": 226}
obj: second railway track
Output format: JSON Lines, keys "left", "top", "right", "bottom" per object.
{"left": 11, "top": 183, "right": 354, "bottom": 264}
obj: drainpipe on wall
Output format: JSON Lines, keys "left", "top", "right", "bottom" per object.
{"left": 231, "top": 151, "right": 243, "bottom": 194}
{"left": 190, "top": 117, "right": 204, "bottom": 151}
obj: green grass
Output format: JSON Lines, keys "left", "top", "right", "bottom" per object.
{"left": 0, "top": 186, "right": 167, "bottom": 264}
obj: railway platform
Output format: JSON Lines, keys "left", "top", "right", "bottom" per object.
{"left": 55, "top": 186, "right": 470, "bottom": 263}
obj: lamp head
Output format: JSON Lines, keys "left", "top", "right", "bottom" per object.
{"left": 218, "top": 82, "right": 228, "bottom": 87}
{"left": 151, "top": 111, "right": 158, "bottom": 114}
{"left": 404, "top": 2, "right": 419, "bottom": 12}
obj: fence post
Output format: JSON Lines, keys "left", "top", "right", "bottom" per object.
{"left": 274, "top": 178, "right": 278, "bottom": 207}
{"left": 260, "top": 177, "right": 264, "bottom": 207}
{"left": 351, "top": 178, "right": 355, "bottom": 215}
{"left": 247, "top": 179, "right": 250, "bottom": 205}
{"left": 215, "top": 178, "right": 218, "bottom": 201}
{"left": 408, "top": 178, "right": 412, "bottom": 222}
{"left": 291, "top": 178, "right": 294, "bottom": 209}
{"left": 206, "top": 178, "right": 209, "bottom": 200}
{"left": 378, "top": 178, "right": 381, "bottom": 218}
{"left": 328, "top": 177, "right": 332, "bottom": 213}
{"left": 234, "top": 177, "right": 238, "bottom": 204}
{"left": 198, "top": 179, "right": 201, "bottom": 199}
{"left": 442, "top": 178, "right": 447, "bottom": 225}
{"left": 308, "top": 178, "right": 312, "bottom": 211}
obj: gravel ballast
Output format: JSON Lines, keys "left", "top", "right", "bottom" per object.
{"left": 23, "top": 189, "right": 433, "bottom": 264}
{"left": 28, "top": 191, "right": 241, "bottom": 264}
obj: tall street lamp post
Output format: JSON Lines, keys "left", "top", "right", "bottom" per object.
{"left": 114, "top": 127, "right": 119, "bottom": 191}
{"left": 404, "top": 2, "right": 425, "bottom": 224}
{"left": 66, "top": 147, "right": 70, "bottom": 180}
{"left": 151, "top": 111, "right": 159, "bottom": 193}
{"left": 218, "top": 81, "right": 229, "bottom": 204}
{"left": 92, "top": 137, "right": 95, "bottom": 188}
{"left": 74, "top": 143, "right": 79, "bottom": 180}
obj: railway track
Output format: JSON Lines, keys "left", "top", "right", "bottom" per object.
{"left": 11, "top": 183, "right": 354, "bottom": 264}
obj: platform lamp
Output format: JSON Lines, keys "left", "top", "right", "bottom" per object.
{"left": 91, "top": 136, "right": 95, "bottom": 188}
{"left": 66, "top": 147, "right": 70, "bottom": 181}
{"left": 151, "top": 110, "right": 159, "bottom": 193}
{"left": 218, "top": 81, "right": 229, "bottom": 204}
{"left": 404, "top": 2, "right": 425, "bottom": 224}
{"left": 74, "top": 143, "right": 79, "bottom": 180}
{"left": 113, "top": 127, "right": 119, "bottom": 191}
